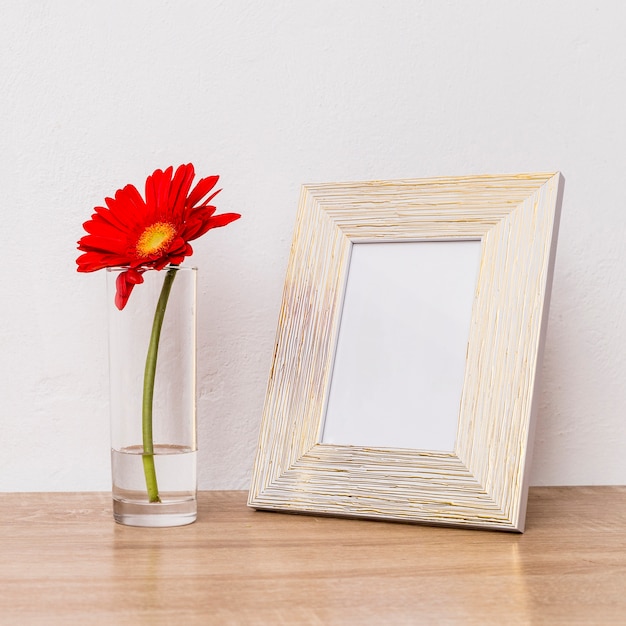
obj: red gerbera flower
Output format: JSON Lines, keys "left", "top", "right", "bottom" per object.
{"left": 76, "top": 164, "right": 241, "bottom": 309}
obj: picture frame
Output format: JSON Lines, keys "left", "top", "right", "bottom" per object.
{"left": 248, "top": 172, "right": 564, "bottom": 532}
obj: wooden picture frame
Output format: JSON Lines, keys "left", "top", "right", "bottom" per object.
{"left": 248, "top": 172, "right": 564, "bottom": 532}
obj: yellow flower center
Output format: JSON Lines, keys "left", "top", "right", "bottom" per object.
{"left": 136, "top": 222, "right": 176, "bottom": 257}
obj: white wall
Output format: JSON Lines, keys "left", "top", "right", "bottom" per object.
{"left": 1, "top": 0, "right": 624, "bottom": 491}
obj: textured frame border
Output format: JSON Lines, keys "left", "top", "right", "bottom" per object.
{"left": 248, "top": 173, "right": 564, "bottom": 532}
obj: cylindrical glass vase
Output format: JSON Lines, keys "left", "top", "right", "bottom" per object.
{"left": 106, "top": 265, "right": 197, "bottom": 527}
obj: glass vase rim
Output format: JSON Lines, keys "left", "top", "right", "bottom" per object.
{"left": 105, "top": 264, "right": 197, "bottom": 274}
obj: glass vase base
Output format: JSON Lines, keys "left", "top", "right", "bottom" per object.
{"left": 112, "top": 497, "right": 197, "bottom": 527}
{"left": 111, "top": 446, "right": 197, "bottom": 527}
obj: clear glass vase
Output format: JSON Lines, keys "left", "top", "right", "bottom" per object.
{"left": 106, "top": 265, "right": 197, "bottom": 527}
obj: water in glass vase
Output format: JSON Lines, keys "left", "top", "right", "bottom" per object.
{"left": 111, "top": 444, "right": 197, "bottom": 527}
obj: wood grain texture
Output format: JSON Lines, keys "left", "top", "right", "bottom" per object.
{"left": 1, "top": 489, "right": 625, "bottom": 625}
{"left": 249, "top": 173, "right": 564, "bottom": 531}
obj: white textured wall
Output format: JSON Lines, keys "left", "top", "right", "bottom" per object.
{"left": 1, "top": 0, "right": 625, "bottom": 491}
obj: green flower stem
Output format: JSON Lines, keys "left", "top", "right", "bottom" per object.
{"left": 142, "top": 266, "right": 178, "bottom": 503}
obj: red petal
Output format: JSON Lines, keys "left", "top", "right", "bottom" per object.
{"left": 145, "top": 172, "right": 158, "bottom": 215}
{"left": 125, "top": 267, "right": 145, "bottom": 285}
{"left": 187, "top": 175, "right": 219, "bottom": 207}
{"left": 115, "top": 269, "right": 144, "bottom": 310}
{"left": 156, "top": 166, "right": 174, "bottom": 213}
{"left": 92, "top": 205, "right": 130, "bottom": 232}
{"left": 76, "top": 250, "right": 132, "bottom": 272}
{"left": 117, "top": 184, "right": 146, "bottom": 215}
{"left": 168, "top": 164, "right": 195, "bottom": 219}
{"left": 197, "top": 189, "right": 221, "bottom": 209}
{"left": 186, "top": 212, "right": 241, "bottom": 241}
{"left": 77, "top": 234, "right": 128, "bottom": 255}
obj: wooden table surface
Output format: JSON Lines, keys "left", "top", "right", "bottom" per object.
{"left": 1, "top": 488, "right": 625, "bottom": 625}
